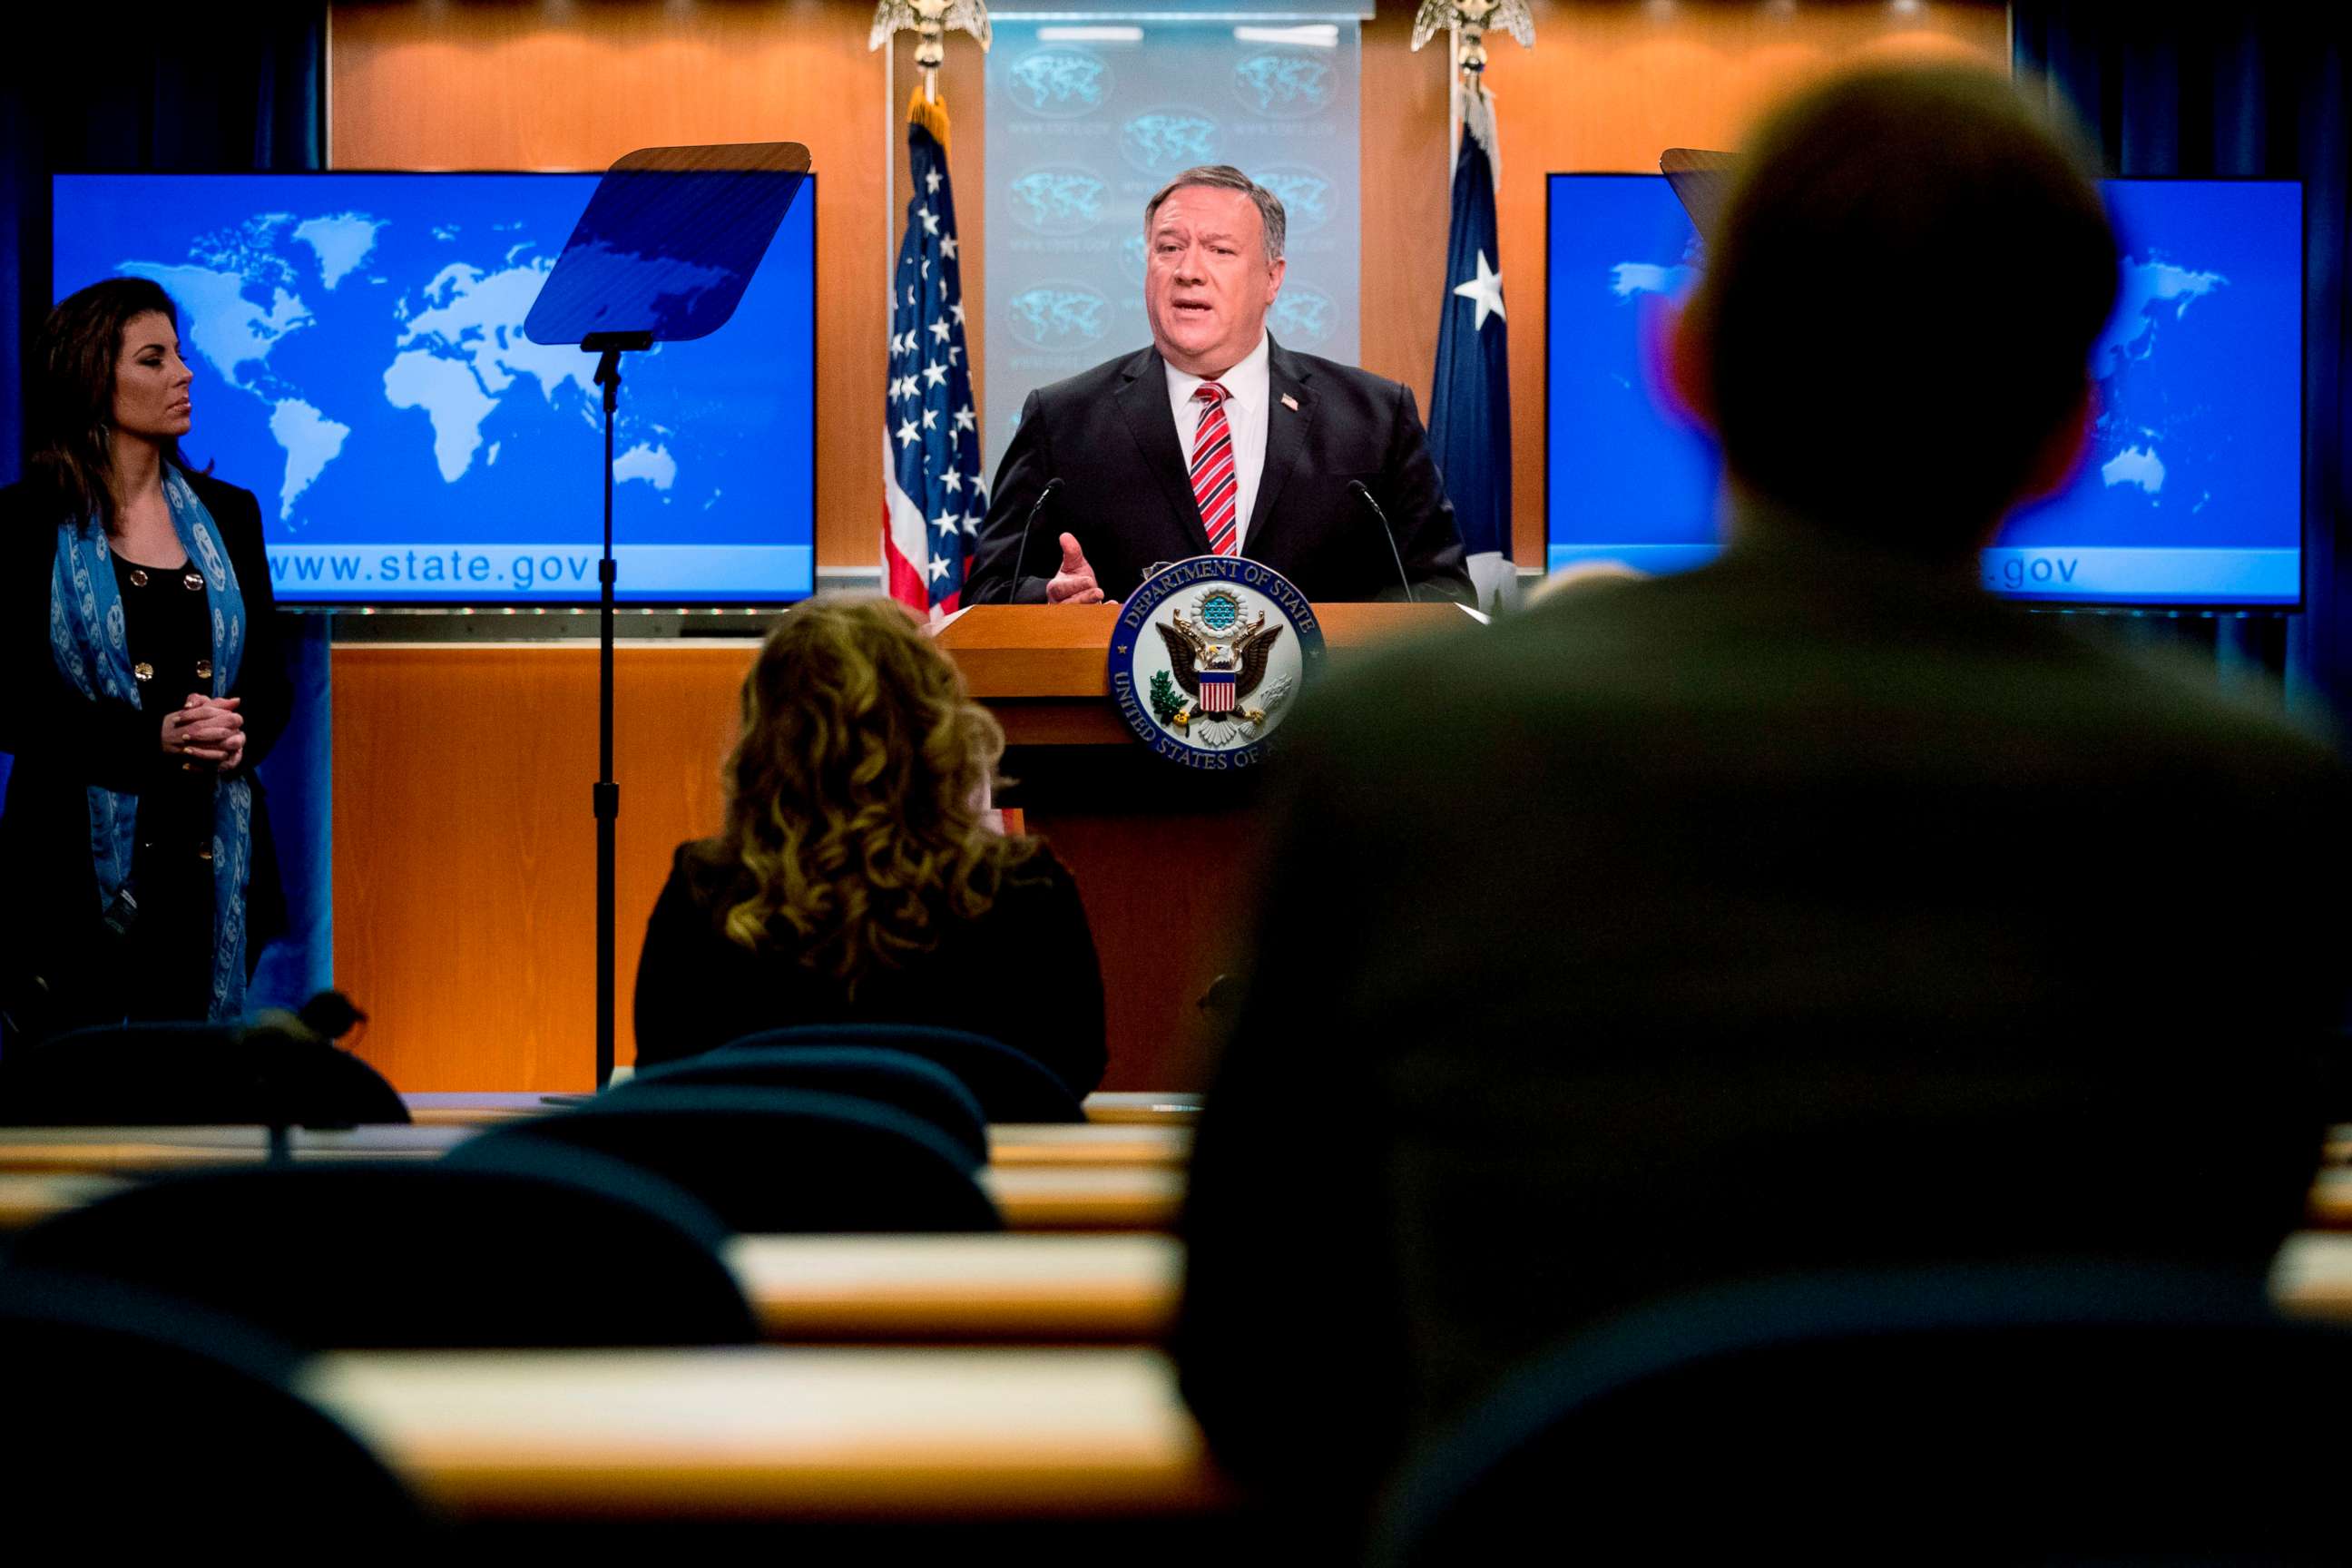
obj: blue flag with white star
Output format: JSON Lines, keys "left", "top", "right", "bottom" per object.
{"left": 1428, "top": 84, "right": 1515, "bottom": 611}
{"left": 883, "top": 92, "right": 985, "bottom": 615}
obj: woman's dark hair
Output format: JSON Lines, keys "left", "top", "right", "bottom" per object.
{"left": 26, "top": 277, "right": 194, "bottom": 524}
{"left": 1684, "top": 65, "right": 2119, "bottom": 553}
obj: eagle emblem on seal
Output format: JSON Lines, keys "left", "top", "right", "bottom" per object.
{"left": 1150, "top": 587, "right": 1286, "bottom": 730}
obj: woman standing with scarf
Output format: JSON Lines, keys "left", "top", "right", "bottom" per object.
{"left": 0, "top": 278, "right": 289, "bottom": 1043}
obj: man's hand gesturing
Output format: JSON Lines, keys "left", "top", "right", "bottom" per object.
{"left": 1046, "top": 533, "right": 1104, "bottom": 605}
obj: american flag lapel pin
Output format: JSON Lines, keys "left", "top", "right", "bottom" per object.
{"left": 1280, "top": 392, "right": 1299, "bottom": 412}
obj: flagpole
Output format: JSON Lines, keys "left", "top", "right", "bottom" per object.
{"left": 1448, "top": 24, "right": 1464, "bottom": 172}
{"left": 1417, "top": 0, "right": 1534, "bottom": 614}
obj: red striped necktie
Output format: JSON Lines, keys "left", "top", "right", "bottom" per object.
{"left": 1190, "top": 381, "right": 1239, "bottom": 555}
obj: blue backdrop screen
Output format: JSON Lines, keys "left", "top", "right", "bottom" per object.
{"left": 1544, "top": 175, "right": 2304, "bottom": 606}
{"left": 53, "top": 172, "right": 817, "bottom": 604}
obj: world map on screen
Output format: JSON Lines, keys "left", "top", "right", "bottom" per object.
{"left": 136, "top": 211, "right": 611, "bottom": 522}
{"left": 54, "top": 174, "right": 817, "bottom": 603}
{"left": 119, "top": 209, "right": 701, "bottom": 524}
{"left": 1546, "top": 176, "right": 2303, "bottom": 605}
{"left": 1605, "top": 252, "right": 2234, "bottom": 538}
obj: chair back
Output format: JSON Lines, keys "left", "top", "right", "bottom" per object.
{"left": 1370, "top": 1262, "right": 2352, "bottom": 1564}
{"left": 448, "top": 1085, "right": 1003, "bottom": 1234}
{"left": 0, "top": 1270, "right": 432, "bottom": 1540}
{"left": 720, "top": 1024, "right": 1086, "bottom": 1123}
{"left": 623, "top": 1044, "right": 990, "bottom": 1164}
{"left": 7, "top": 1149, "right": 758, "bottom": 1349}
{"left": 0, "top": 1019, "right": 409, "bottom": 1126}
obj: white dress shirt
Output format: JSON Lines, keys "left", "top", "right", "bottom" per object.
{"left": 1165, "top": 331, "right": 1272, "bottom": 554}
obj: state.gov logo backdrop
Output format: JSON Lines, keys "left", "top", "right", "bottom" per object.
{"left": 985, "top": 19, "right": 1363, "bottom": 477}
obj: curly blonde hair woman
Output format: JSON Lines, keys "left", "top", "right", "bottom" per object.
{"left": 632, "top": 598, "right": 1106, "bottom": 1093}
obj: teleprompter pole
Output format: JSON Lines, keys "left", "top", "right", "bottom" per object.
{"left": 584, "top": 331, "right": 651, "bottom": 1090}
{"left": 527, "top": 143, "right": 810, "bottom": 1094}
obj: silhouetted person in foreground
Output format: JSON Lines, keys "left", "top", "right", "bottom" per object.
{"left": 1175, "top": 64, "right": 2350, "bottom": 1524}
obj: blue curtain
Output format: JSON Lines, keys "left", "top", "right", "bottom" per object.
{"left": 2015, "top": 5, "right": 2351, "bottom": 720}
{"left": 247, "top": 619, "right": 333, "bottom": 1012}
{"left": 1, "top": 8, "right": 332, "bottom": 1011}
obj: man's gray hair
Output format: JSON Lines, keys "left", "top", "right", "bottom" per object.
{"left": 1142, "top": 165, "right": 1287, "bottom": 263}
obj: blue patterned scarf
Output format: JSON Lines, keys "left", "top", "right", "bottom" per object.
{"left": 49, "top": 466, "right": 252, "bottom": 1021}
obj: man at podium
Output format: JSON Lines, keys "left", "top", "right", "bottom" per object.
{"left": 966, "top": 165, "right": 1475, "bottom": 607}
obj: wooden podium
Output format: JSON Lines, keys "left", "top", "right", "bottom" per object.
{"left": 932, "top": 602, "right": 1477, "bottom": 1091}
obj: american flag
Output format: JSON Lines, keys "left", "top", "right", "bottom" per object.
{"left": 882, "top": 92, "right": 986, "bottom": 616}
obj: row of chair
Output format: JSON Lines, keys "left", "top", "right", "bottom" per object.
{"left": 0, "top": 1269, "right": 436, "bottom": 1539}
{"left": 0, "top": 1020, "right": 1106, "bottom": 1353}
{"left": 0, "top": 1014, "right": 412, "bottom": 1126}
{"left": 0, "top": 1021, "right": 1108, "bottom": 1540}
{"left": 456, "top": 1024, "right": 1099, "bottom": 1230}
{"left": 14, "top": 1018, "right": 2352, "bottom": 1558}
{"left": 0, "top": 1018, "right": 1088, "bottom": 1127}
{"left": 14, "top": 1242, "right": 2352, "bottom": 1556}
{"left": 1374, "top": 1260, "right": 2352, "bottom": 1563}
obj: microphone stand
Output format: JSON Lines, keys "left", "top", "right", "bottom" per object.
{"left": 1008, "top": 478, "right": 1062, "bottom": 603}
{"left": 1350, "top": 480, "right": 1418, "bottom": 603}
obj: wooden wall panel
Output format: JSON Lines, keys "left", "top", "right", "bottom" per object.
{"left": 1357, "top": 6, "right": 1457, "bottom": 397}
{"left": 331, "top": 642, "right": 1243, "bottom": 1092}
{"left": 328, "top": 0, "right": 891, "bottom": 575}
{"left": 333, "top": 644, "right": 750, "bottom": 1091}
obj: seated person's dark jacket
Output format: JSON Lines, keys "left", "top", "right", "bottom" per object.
{"left": 0, "top": 474, "right": 291, "bottom": 1034}
{"left": 633, "top": 838, "right": 1108, "bottom": 1095}
{"left": 1173, "top": 525, "right": 2351, "bottom": 1509}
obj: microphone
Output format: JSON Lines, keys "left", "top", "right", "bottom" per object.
{"left": 297, "top": 989, "right": 369, "bottom": 1044}
{"left": 1010, "top": 477, "right": 1063, "bottom": 604}
{"left": 1349, "top": 480, "right": 1416, "bottom": 604}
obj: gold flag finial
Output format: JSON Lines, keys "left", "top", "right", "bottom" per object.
{"left": 1410, "top": 0, "right": 1534, "bottom": 80}
{"left": 869, "top": 0, "right": 994, "bottom": 103}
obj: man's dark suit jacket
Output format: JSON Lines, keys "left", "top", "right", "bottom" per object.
{"left": 1173, "top": 521, "right": 2350, "bottom": 1510}
{"left": 965, "top": 338, "right": 1474, "bottom": 605}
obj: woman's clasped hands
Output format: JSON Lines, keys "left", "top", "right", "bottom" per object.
{"left": 161, "top": 691, "right": 243, "bottom": 771}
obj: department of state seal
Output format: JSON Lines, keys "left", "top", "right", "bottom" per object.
{"left": 1107, "top": 555, "right": 1327, "bottom": 769}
